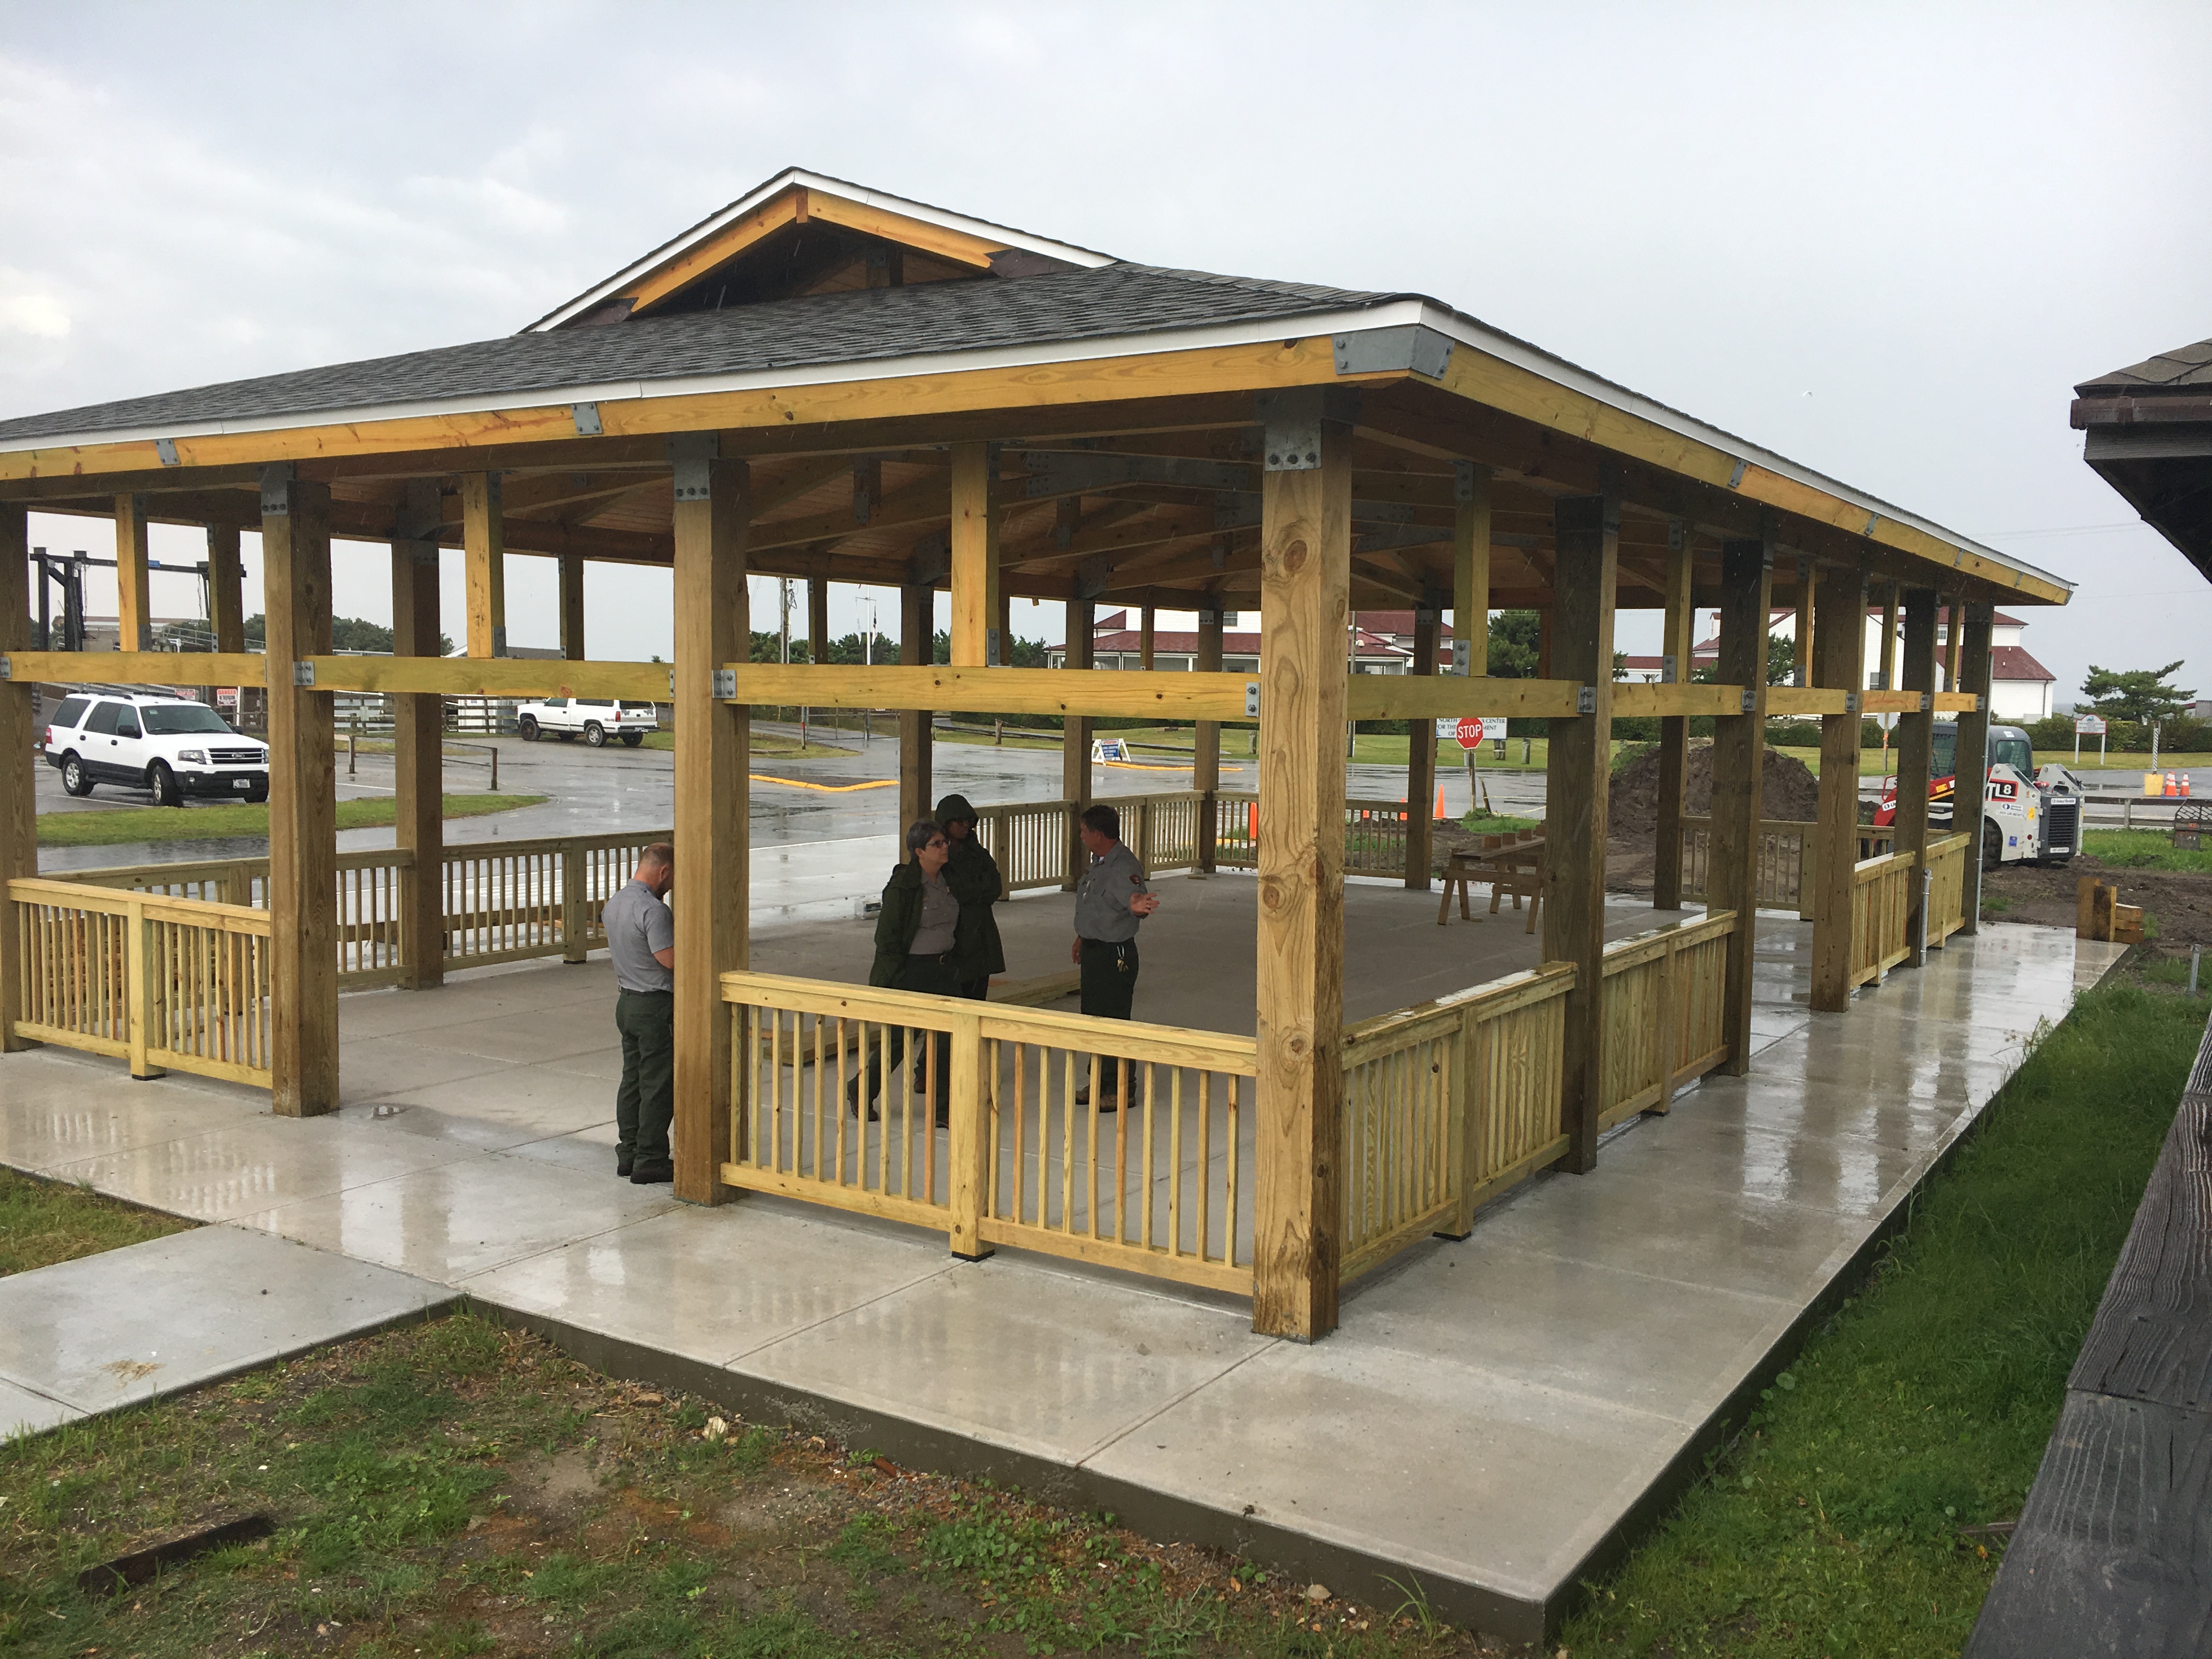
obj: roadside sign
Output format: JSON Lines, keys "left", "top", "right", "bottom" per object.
{"left": 2074, "top": 714, "right": 2107, "bottom": 735}
{"left": 1455, "top": 716, "right": 1506, "bottom": 749}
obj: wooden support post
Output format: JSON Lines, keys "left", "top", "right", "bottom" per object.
{"left": 1710, "top": 535, "right": 1774, "bottom": 1075}
{"left": 114, "top": 493, "right": 152, "bottom": 652}
{"left": 1061, "top": 597, "right": 1093, "bottom": 888}
{"left": 1406, "top": 608, "right": 1438, "bottom": 889}
{"left": 1543, "top": 490, "right": 1618, "bottom": 1174}
{"left": 1251, "top": 394, "right": 1350, "bottom": 1342}
{"left": 207, "top": 524, "right": 245, "bottom": 654}
{"left": 808, "top": 573, "right": 830, "bottom": 666}
{"left": 1139, "top": 605, "right": 1156, "bottom": 670}
{"left": 1878, "top": 582, "right": 1899, "bottom": 690}
{"left": 1895, "top": 589, "right": 1938, "bottom": 957}
{"left": 947, "top": 442, "right": 1000, "bottom": 665}
{"left": 462, "top": 473, "right": 505, "bottom": 657}
{"left": 1654, "top": 524, "right": 1695, "bottom": 910}
{"left": 391, "top": 482, "right": 444, "bottom": 991}
{"left": 261, "top": 468, "right": 338, "bottom": 1116}
{"left": 0, "top": 504, "right": 33, "bottom": 1052}
{"left": 1791, "top": 560, "right": 1814, "bottom": 685}
{"left": 1943, "top": 596, "right": 1963, "bottom": 694}
{"left": 899, "top": 580, "right": 934, "bottom": 847}
{"left": 1452, "top": 461, "right": 1492, "bottom": 677}
{"left": 670, "top": 440, "right": 748, "bottom": 1207}
{"left": 1194, "top": 602, "right": 1223, "bottom": 871}
{"left": 1810, "top": 565, "right": 1869, "bottom": 1012}
{"left": 559, "top": 552, "right": 586, "bottom": 660}
{"left": 1956, "top": 603, "right": 1994, "bottom": 935}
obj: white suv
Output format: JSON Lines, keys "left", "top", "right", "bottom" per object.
{"left": 515, "top": 698, "right": 656, "bottom": 748}
{"left": 44, "top": 692, "right": 270, "bottom": 806}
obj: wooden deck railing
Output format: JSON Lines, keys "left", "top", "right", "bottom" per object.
{"left": 1850, "top": 848, "right": 1919, "bottom": 986}
{"left": 1679, "top": 818, "right": 1897, "bottom": 918}
{"left": 721, "top": 970, "right": 1258, "bottom": 1291}
{"left": 1599, "top": 910, "right": 1737, "bottom": 1132}
{"left": 1925, "top": 831, "right": 1971, "bottom": 947}
{"left": 7, "top": 877, "right": 273, "bottom": 1087}
{"left": 1214, "top": 792, "right": 1413, "bottom": 878}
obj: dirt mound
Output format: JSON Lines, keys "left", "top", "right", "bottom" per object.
{"left": 1608, "top": 742, "right": 1822, "bottom": 840}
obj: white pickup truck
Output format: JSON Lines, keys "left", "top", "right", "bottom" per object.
{"left": 515, "top": 698, "right": 658, "bottom": 747}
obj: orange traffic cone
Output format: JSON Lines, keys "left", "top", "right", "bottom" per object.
{"left": 1247, "top": 801, "right": 1257, "bottom": 845}
{"left": 2168, "top": 771, "right": 2181, "bottom": 798}
{"left": 1434, "top": 783, "right": 1448, "bottom": 822}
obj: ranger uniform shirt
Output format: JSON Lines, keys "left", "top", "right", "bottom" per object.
{"left": 603, "top": 878, "right": 675, "bottom": 993}
{"left": 1073, "top": 842, "right": 1150, "bottom": 943}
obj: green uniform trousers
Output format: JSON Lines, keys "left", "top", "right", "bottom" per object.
{"left": 1079, "top": 938, "right": 1138, "bottom": 1098}
{"left": 614, "top": 989, "right": 674, "bottom": 1165}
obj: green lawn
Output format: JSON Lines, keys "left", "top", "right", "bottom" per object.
{"left": 2080, "top": 828, "right": 2212, "bottom": 873}
{"left": 1, "top": 1169, "right": 194, "bottom": 1278}
{"left": 37, "top": 793, "right": 545, "bottom": 849}
{"left": 1559, "top": 977, "right": 2209, "bottom": 1657}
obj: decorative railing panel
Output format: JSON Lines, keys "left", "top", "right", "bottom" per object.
{"left": 1598, "top": 911, "right": 1737, "bottom": 1131}
{"left": 1925, "top": 831, "right": 1971, "bottom": 947}
{"left": 1679, "top": 818, "right": 1896, "bottom": 918}
{"left": 1851, "top": 849, "right": 1919, "bottom": 986}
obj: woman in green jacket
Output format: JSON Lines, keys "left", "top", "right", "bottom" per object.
{"left": 851, "top": 820, "right": 977, "bottom": 1121}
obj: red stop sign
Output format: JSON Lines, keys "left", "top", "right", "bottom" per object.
{"left": 1455, "top": 716, "right": 1486, "bottom": 749}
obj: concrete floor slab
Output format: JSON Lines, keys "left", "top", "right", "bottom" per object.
{"left": 405, "top": 1007, "right": 630, "bottom": 1067}
{"left": 335, "top": 973, "right": 608, "bottom": 1042}
{"left": 1592, "top": 1108, "right": 1929, "bottom": 1218}
{"left": 0, "top": 1376, "right": 82, "bottom": 1442}
{"left": 0, "top": 1051, "right": 268, "bottom": 1175}
{"left": 54, "top": 1111, "right": 483, "bottom": 1222}
{"left": 358, "top": 1063, "right": 622, "bottom": 1141}
{"left": 233, "top": 1150, "right": 682, "bottom": 1282}
{"left": 337, "top": 1034, "right": 514, "bottom": 1104}
{"left": 737, "top": 1260, "right": 1273, "bottom": 1465}
{"left": 0, "top": 1226, "right": 448, "bottom": 1415}
{"left": 461, "top": 1202, "right": 953, "bottom": 1367}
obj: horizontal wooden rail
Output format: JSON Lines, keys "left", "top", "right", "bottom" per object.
{"left": 1611, "top": 682, "right": 1752, "bottom": 718}
{"left": 2, "top": 651, "right": 267, "bottom": 687}
{"left": 1765, "top": 686, "right": 1982, "bottom": 717}
{"left": 301, "top": 656, "right": 671, "bottom": 700}
{"left": 1344, "top": 676, "right": 1586, "bottom": 720}
{"left": 727, "top": 663, "right": 1259, "bottom": 719}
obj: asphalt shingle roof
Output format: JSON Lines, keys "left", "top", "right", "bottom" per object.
{"left": 2076, "top": 338, "right": 2212, "bottom": 394}
{"left": 0, "top": 264, "right": 1404, "bottom": 444}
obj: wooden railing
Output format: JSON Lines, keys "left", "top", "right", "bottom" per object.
{"left": 1850, "top": 848, "right": 1919, "bottom": 986}
{"left": 1679, "top": 818, "right": 1895, "bottom": 918}
{"left": 48, "top": 830, "right": 666, "bottom": 990}
{"left": 1599, "top": 911, "right": 1737, "bottom": 1132}
{"left": 972, "top": 800, "right": 1080, "bottom": 893}
{"left": 722, "top": 970, "right": 1257, "bottom": 1291}
{"left": 8, "top": 878, "right": 273, "bottom": 1086}
{"left": 1212, "top": 792, "right": 1413, "bottom": 878}
{"left": 1925, "top": 831, "right": 1971, "bottom": 947}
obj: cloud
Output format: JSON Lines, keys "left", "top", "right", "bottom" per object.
{"left": 0, "top": 283, "right": 69, "bottom": 339}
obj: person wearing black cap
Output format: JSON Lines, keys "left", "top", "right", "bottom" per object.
{"left": 934, "top": 793, "right": 1006, "bottom": 1001}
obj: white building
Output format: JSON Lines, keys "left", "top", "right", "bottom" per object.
{"left": 1663, "top": 606, "right": 2056, "bottom": 721}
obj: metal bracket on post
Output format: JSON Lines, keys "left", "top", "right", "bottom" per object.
{"left": 1451, "top": 640, "right": 1471, "bottom": 676}
{"left": 1741, "top": 689, "right": 1757, "bottom": 714}
{"left": 1727, "top": 459, "right": 1749, "bottom": 489}
{"left": 710, "top": 669, "right": 736, "bottom": 700}
{"left": 1976, "top": 695, "right": 1987, "bottom": 713}
{"left": 1244, "top": 681, "right": 1261, "bottom": 718}
{"left": 1453, "top": 459, "right": 1487, "bottom": 503}
{"left": 668, "top": 433, "right": 719, "bottom": 501}
{"left": 1920, "top": 693, "right": 1933, "bottom": 713}
{"left": 154, "top": 438, "right": 179, "bottom": 466}
{"left": 1661, "top": 653, "right": 1678, "bottom": 685}
{"left": 668, "top": 668, "right": 677, "bottom": 699}
{"left": 0, "top": 656, "right": 11, "bottom": 680}
{"left": 258, "top": 463, "right": 295, "bottom": 517}
{"left": 1844, "top": 691, "right": 1860, "bottom": 715}
{"left": 292, "top": 661, "right": 316, "bottom": 688}
{"left": 571, "top": 402, "right": 602, "bottom": 437}
{"left": 1256, "top": 387, "right": 1357, "bottom": 472}
{"left": 985, "top": 628, "right": 1002, "bottom": 668}
{"left": 1576, "top": 686, "right": 1597, "bottom": 715}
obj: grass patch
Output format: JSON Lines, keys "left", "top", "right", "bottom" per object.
{"left": 37, "top": 794, "right": 545, "bottom": 849}
{"left": 0, "top": 1168, "right": 193, "bottom": 1278}
{"left": 1558, "top": 979, "right": 2209, "bottom": 1657}
{"left": 2081, "top": 828, "right": 2212, "bottom": 873}
{"left": 1460, "top": 809, "right": 1541, "bottom": 835}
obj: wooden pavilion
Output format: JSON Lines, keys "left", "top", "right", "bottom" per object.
{"left": 0, "top": 169, "right": 2070, "bottom": 1340}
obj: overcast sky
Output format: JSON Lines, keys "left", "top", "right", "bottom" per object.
{"left": 5, "top": 2, "right": 2208, "bottom": 703}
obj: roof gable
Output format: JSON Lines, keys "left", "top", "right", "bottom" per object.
{"left": 527, "top": 168, "right": 1117, "bottom": 332}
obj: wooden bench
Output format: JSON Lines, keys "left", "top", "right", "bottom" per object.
{"left": 1436, "top": 831, "right": 1545, "bottom": 935}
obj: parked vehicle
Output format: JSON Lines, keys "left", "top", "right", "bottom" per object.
{"left": 1873, "top": 722, "right": 2078, "bottom": 868}
{"left": 515, "top": 698, "right": 657, "bottom": 747}
{"left": 43, "top": 691, "right": 270, "bottom": 805}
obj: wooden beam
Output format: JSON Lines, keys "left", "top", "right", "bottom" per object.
{"left": 1452, "top": 464, "right": 1491, "bottom": 676}
{"left": 948, "top": 442, "right": 999, "bottom": 665}
{"left": 1791, "top": 558, "right": 1815, "bottom": 686}
{"left": 1956, "top": 603, "right": 1994, "bottom": 935}
{"left": 1407, "top": 611, "right": 1438, "bottom": 890}
{"left": 724, "top": 662, "right": 1261, "bottom": 720}
{"left": 1251, "top": 400, "right": 1351, "bottom": 1343}
{"left": 391, "top": 481, "right": 444, "bottom": 990}
{"left": 298, "top": 656, "right": 665, "bottom": 699}
{"left": 1, "top": 650, "right": 265, "bottom": 687}
{"left": 672, "top": 445, "right": 748, "bottom": 1207}
{"left": 262, "top": 471, "right": 338, "bottom": 1117}
{"left": 1709, "top": 533, "right": 1774, "bottom": 1075}
{"left": 1612, "top": 683, "right": 1750, "bottom": 718}
{"left": 1060, "top": 597, "right": 1094, "bottom": 889}
{"left": 899, "top": 582, "right": 934, "bottom": 851}
{"left": 1654, "top": 527, "right": 1694, "bottom": 910}
{"left": 1810, "top": 565, "right": 1868, "bottom": 1012}
{"left": 1345, "top": 676, "right": 1583, "bottom": 720}
{"left": 1194, "top": 601, "right": 1222, "bottom": 872}
{"left": 0, "top": 502, "right": 32, "bottom": 1052}
{"left": 1895, "top": 588, "right": 1938, "bottom": 957}
{"left": 207, "top": 524, "right": 245, "bottom": 653}
{"left": 114, "top": 493, "right": 151, "bottom": 652}
{"left": 623, "top": 189, "right": 802, "bottom": 317}
{"left": 1543, "top": 490, "right": 1618, "bottom": 1174}
{"left": 462, "top": 472, "right": 504, "bottom": 657}
{"left": 1878, "top": 580, "right": 1899, "bottom": 691}
{"left": 560, "top": 551, "right": 585, "bottom": 659}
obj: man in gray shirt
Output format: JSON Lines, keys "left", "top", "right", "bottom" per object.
{"left": 1071, "top": 803, "right": 1160, "bottom": 1107}
{"left": 603, "top": 843, "right": 676, "bottom": 1183}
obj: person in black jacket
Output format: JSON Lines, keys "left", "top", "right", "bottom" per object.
{"left": 849, "top": 820, "right": 977, "bottom": 1124}
{"left": 934, "top": 793, "right": 1007, "bottom": 1000}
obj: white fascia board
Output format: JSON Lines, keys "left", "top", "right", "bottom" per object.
{"left": 524, "top": 167, "right": 1118, "bottom": 335}
{"left": 1413, "top": 303, "right": 2071, "bottom": 596}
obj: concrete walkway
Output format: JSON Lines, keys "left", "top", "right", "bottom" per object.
{"left": 0, "top": 884, "right": 2128, "bottom": 1641}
